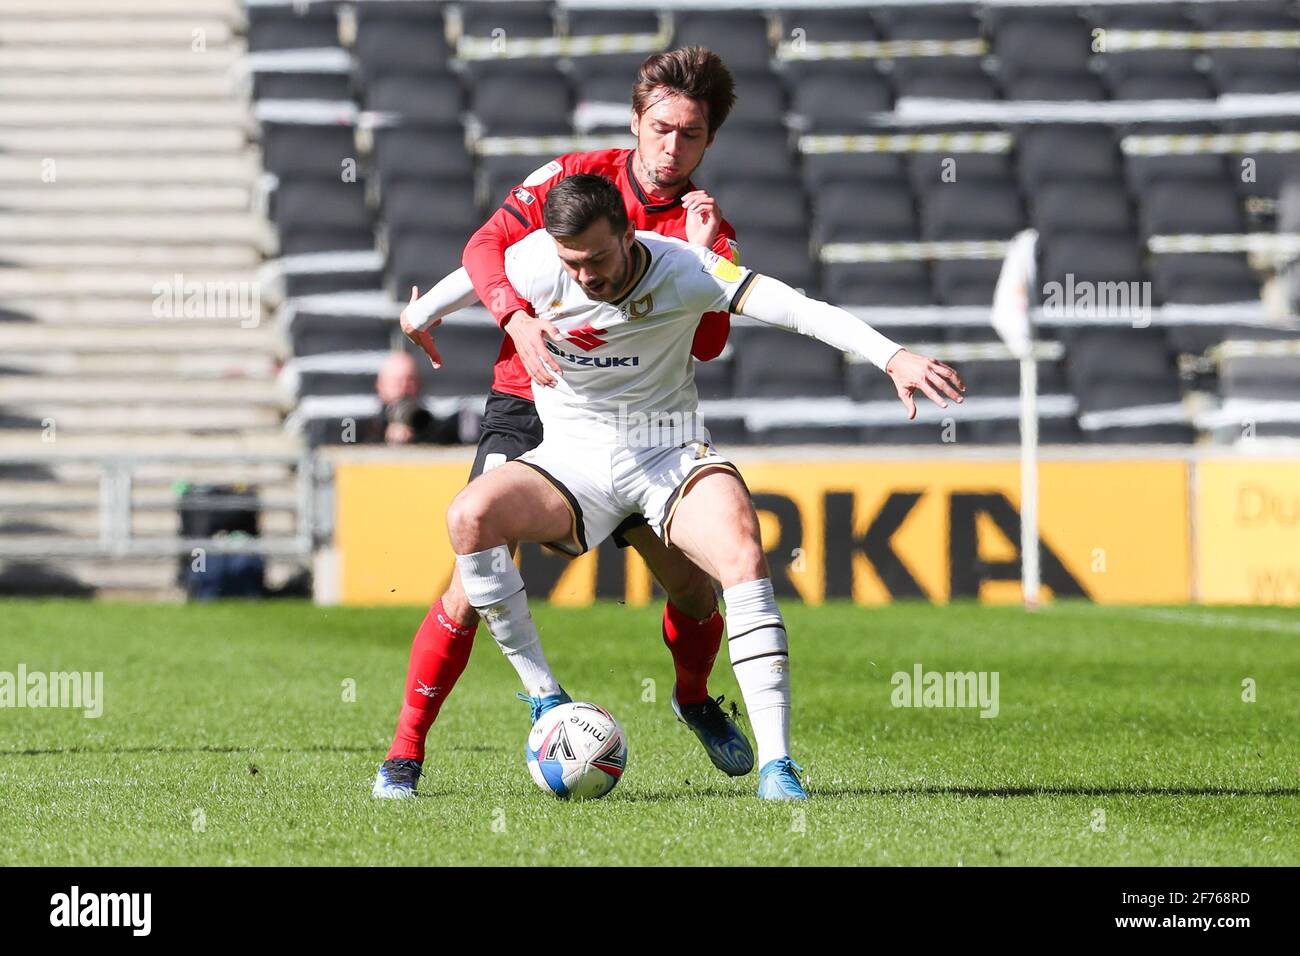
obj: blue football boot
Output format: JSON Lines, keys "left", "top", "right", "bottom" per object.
{"left": 670, "top": 686, "right": 755, "bottom": 777}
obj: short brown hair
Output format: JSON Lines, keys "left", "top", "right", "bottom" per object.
{"left": 543, "top": 174, "right": 629, "bottom": 239}
{"left": 632, "top": 46, "right": 736, "bottom": 139}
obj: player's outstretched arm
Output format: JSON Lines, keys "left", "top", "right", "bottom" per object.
{"left": 735, "top": 274, "right": 965, "bottom": 420}
{"left": 402, "top": 267, "right": 477, "bottom": 333}
{"left": 399, "top": 268, "right": 480, "bottom": 369}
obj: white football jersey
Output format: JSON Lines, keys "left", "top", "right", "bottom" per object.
{"left": 504, "top": 229, "right": 756, "bottom": 445}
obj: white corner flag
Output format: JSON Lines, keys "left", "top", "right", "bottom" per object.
{"left": 990, "top": 228, "right": 1041, "bottom": 610}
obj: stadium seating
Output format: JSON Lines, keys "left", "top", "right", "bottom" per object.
{"left": 237, "top": 0, "right": 1300, "bottom": 452}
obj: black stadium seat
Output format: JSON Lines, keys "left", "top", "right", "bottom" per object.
{"left": 565, "top": 9, "right": 661, "bottom": 36}
{"left": 789, "top": 66, "right": 891, "bottom": 130}
{"left": 459, "top": 1, "right": 555, "bottom": 38}
{"left": 1017, "top": 126, "right": 1121, "bottom": 192}
{"left": 711, "top": 178, "right": 807, "bottom": 234}
{"left": 1150, "top": 253, "right": 1261, "bottom": 305}
{"left": 1111, "top": 72, "right": 1215, "bottom": 101}
{"left": 1124, "top": 153, "right": 1228, "bottom": 194}
{"left": 261, "top": 123, "right": 356, "bottom": 178}
{"left": 893, "top": 67, "right": 999, "bottom": 101}
{"left": 1039, "top": 233, "right": 1146, "bottom": 289}
{"left": 920, "top": 181, "right": 1026, "bottom": 240}
{"left": 387, "top": 229, "right": 475, "bottom": 298}
{"left": 993, "top": 13, "right": 1093, "bottom": 82}
{"left": 380, "top": 178, "right": 481, "bottom": 237}
{"left": 815, "top": 182, "right": 917, "bottom": 242}
{"left": 1102, "top": 50, "right": 1200, "bottom": 86}
{"left": 672, "top": 13, "right": 774, "bottom": 72}
{"left": 731, "top": 327, "right": 845, "bottom": 398}
{"left": 1032, "top": 181, "right": 1132, "bottom": 235}
{"left": 254, "top": 72, "right": 352, "bottom": 101}
{"left": 801, "top": 152, "right": 907, "bottom": 192}
{"left": 735, "top": 230, "right": 818, "bottom": 295}
{"left": 1138, "top": 179, "right": 1245, "bottom": 238}
{"left": 273, "top": 180, "right": 370, "bottom": 233}
{"left": 725, "top": 71, "right": 789, "bottom": 129}
{"left": 364, "top": 74, "right": 463, "bottom": 125}
{"left": 246, "top": 4, "right": 341, "bottom": 52}
{"left": 470, "top": 70, "right": 572, "bottom": 135}
{"left": 777, "top": 8, "right": 880, "bottom": 42}
{"left": 931, "top": 259, "right": 1002, "bottom": 305}
{"left": 909, "top": 153, "right": 1014, "bottom": 194}
{"left": 696, "top": 127, "right": 797, "bottom": 180}
{"left": 371, "top": 126, "right": 474, "bottom": 185}
{"left": 410, "top": 326, "right": 501, "bottom": 395}
{"left": 825, "top": 261, "right": 932, "bottom": 307}
{"left": 1002, "top": 72, "right": 1106, "bottom": 102}
{"left": 353, "top": 20, "right": 452, "bottom": 86}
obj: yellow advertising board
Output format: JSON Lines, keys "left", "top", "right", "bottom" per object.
{"left": 333, "top": 456, "right": 1191, "bottom": 606}
{"left": 1195, "top": 460, "right": 1300, "bottom": 604}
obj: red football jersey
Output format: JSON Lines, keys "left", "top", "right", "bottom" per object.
{"left": 462, "top": 147, "right": 739, "bottom": 400}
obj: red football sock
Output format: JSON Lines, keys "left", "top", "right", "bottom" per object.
{"left": 387, "top": 599, "right": 477, "bottom": 762}
{"left": 662, "top": 601, "right": 723, "bottom": 706}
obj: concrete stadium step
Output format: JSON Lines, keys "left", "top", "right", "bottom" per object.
{"left": 0, "top": 186, "right": 253, "bottom": 213}
{"left": 0, "top": 154, "right": 263, "bottom": 185}
{"left": 0, "top": 323, "right": 281, "bottom": 350}
{"left": 1, "top": 73, "right": 242, "bottom": 100}
{"left": 0, "top": 47, "right": 242, "bottom": 74}
{"left": 0, "top": 481, "right": 299, "bottom": 510}
{"left": 0, "top": 213, "right": 272, "bottom": 246}
{"left": 11, "top": 460, "right": 300, "bottom": 488}
{"left": 0, "top": 244, "right": 261, "bottom": 269}
{"left": 5, "top": 508, "right": 298, "bottom": 537}
{"left": 0, "top": 127, "right": 248, "bottom": 153}
{"left": 0, "top": 101, "right": 248, "bottom": 127}
{"left": 0, "top": 432, "right": 301, "bottom": 459}
{"left": 0, "top": 378, "right": 282, "bottom": 405}
{"left": 5, "top": 0, "right": 242, "bottom": 18}
{"left": 1, "top": 351, "right": 275, "bottom": 379}
{"left": 8, "top": 404, "right": 284, "bottom": 431}
{"left": 0, "top": 21, "right": 238, "bottom": 47}
{"left": 0, "top": 267, "right": 264, "bottom": 299}
{"left": 0, "top": 557, "right": 307, "bottom": 601}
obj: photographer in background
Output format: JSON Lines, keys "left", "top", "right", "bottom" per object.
{"left": 371, "top": 351, "right": 444, "bottom": 445}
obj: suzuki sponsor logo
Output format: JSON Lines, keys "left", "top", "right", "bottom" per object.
{"left": 544, "top": 340, "right": 639, "bottom": 367}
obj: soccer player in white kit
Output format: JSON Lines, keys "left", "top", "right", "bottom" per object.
{"left": 448, "top": 173, "right": 964, "bottom": 799}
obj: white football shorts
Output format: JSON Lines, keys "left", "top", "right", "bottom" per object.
{"left": 515, "top": 437, "right": 743, "bottom": 557}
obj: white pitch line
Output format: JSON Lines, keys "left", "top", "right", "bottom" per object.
{"left": 1046, "top": 605, "right": 1300, "bottom": 635}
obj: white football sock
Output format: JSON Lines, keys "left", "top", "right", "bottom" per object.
{"left": 456, "top": 546, "right": 560, "bottom": 698}
{"left": 722, "top": 578, "right": 790, "bottom": 768}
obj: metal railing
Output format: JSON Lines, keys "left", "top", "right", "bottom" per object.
{"left": 0, "top": 452, "right": 329, "bottom": 559}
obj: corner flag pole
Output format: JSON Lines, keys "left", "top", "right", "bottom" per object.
{"left": 1019, "top": 347, "right": 1040, "bottom": 611}
{"left": 990, "top": 229, "right": 1041, "bottom": 610}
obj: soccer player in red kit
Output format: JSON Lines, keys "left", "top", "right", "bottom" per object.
{"left": 375, "top": 48, "right": 753, "bottom": 798}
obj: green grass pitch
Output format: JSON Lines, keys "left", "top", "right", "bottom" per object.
{"left": 1, "top": 599, "right": 1296, "bottom": 866}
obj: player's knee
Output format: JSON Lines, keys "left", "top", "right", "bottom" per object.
{"left": 715, "top": 539, "right": 768, "bottom": 589}
{"left": 446, "top": 490, "right": 494, "bottom": 552}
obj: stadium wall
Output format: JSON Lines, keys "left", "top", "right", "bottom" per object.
{"left": 319, "top": 448, "right": 1299, "bottom": 607}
